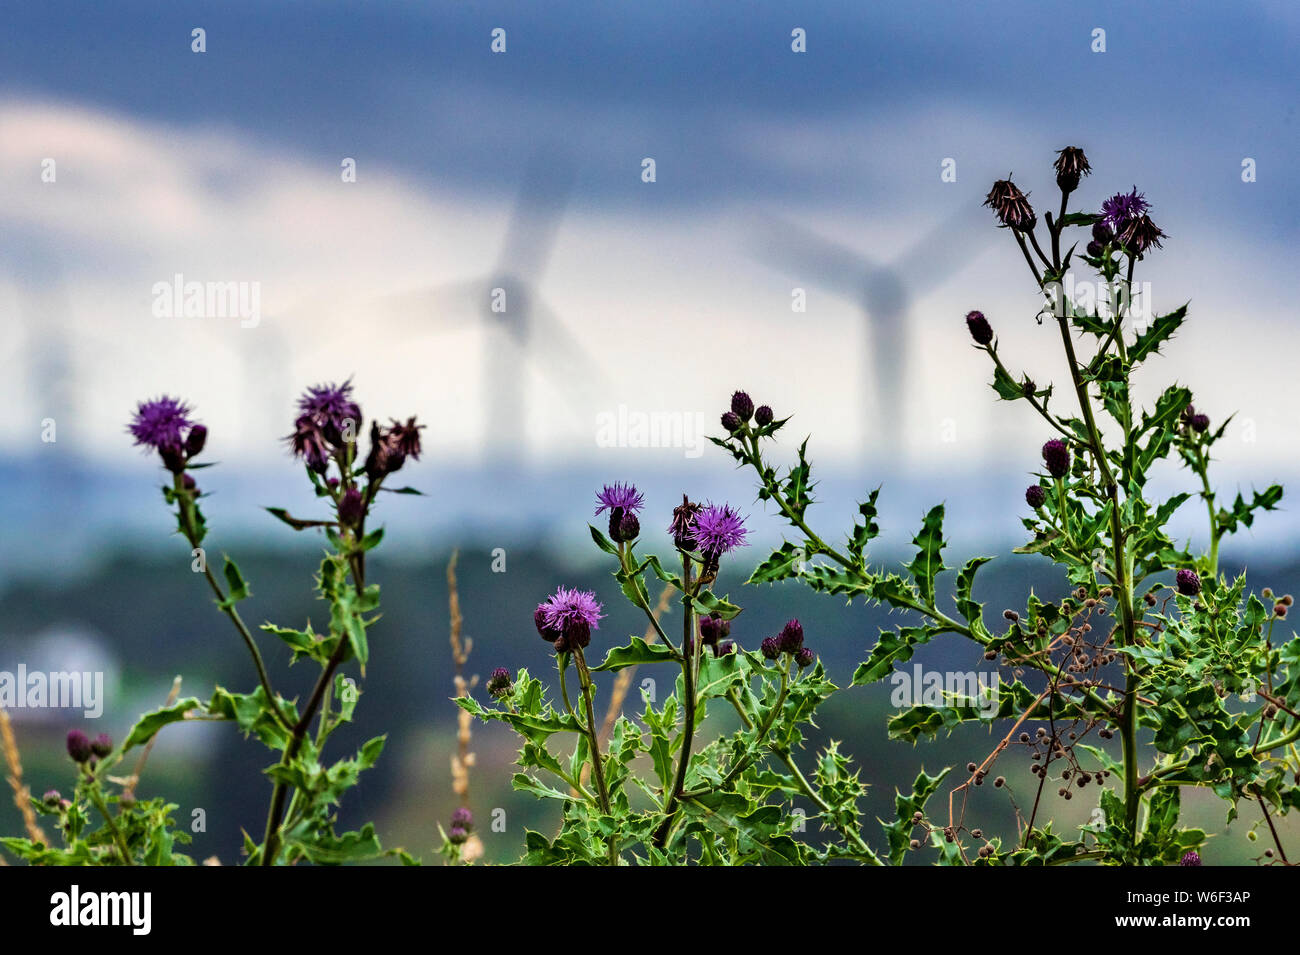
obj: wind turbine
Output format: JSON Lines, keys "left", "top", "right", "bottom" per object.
{"left": 281, "top": 152, "right": 608, "bottom": 471}
{"left": 746, "top": 201, "right": 991, "bottom": 462}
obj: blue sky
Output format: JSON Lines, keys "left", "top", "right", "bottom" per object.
{"left": 0, "top": 0, "right": 1296, "bottom": 558}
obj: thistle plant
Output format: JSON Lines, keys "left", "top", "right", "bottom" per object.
{"left": 3, "top": 381, "right": 423, "bottom": 865}
{"left": 476, "top": 147, "right": 1297, "bottom": 866}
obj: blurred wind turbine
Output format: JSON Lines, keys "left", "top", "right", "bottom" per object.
{"left": 747, "top": 201, "right": 991, "bottom": 462}
{"left": 285, "top": 152, "right": 608, "bottom": 470}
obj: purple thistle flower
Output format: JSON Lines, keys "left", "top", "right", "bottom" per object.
{"left": 691, "top": 503, "right": 750, "bottom": 559}
{"left": 450, "top": 807, "right": 474, "bottom": 831}
{"left": 1042, "top": 439, "right": 1071, "bottom": 479}
{"left": 1179, "top": 850, "right": 1202, "bottom": 867}
{"left": 1025, "top": 484, "right": 1047, "bottom": 509}
{"left": 778, "top": 619, "right": 804, "bottom": 654}
{"left": 1176, "top": 569, "right": 1202, "bottom": 597}
{"left": 128, "top": 396, "right": 194, "bottom": 451}
{"left": 487, "top": 667, "right": 512, "bottom": 698}
{"left": 66, "top": 729, "right": 92, "bottom": 763}
{"left": 596, "top": 482, "right": 645, "bottom": 543}
{"left": 1100, "top": 188, "right": 1150, "bottom": 234}
{"left": 966, "top": 310, "right": 994, "bottom": 346}
{"left": 540, "top": 587, "right": 604, "bottom": 651}
{"left": 297, "top": 379, "right": 362, "bottom": 445}
{"left": 448, "top": 825, "right": 469, "bottom": 845}
{"left": 594, "top": 482, "right": 645, "bottom": 516}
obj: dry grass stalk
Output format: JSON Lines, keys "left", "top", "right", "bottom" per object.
{"left": 0, "top": 704, "right": 47, "bottom": 845}
{"left": 446, "top": 550, "right": 483, "bottom": 862}
{"left": 120, "top": 675, "right": 183, "bottom": 801}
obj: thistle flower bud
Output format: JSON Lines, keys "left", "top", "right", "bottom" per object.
{"left": 91, "top": 733, "right": 113, "bottom": 758}
{"left": 730, "top": 391, "right": 755, "bottom": 422}
{"left": 721, "top": 411, "right": 742, "bottom": 433}
{"left": 1091, "top": 222, "right": 1113, "bottom": 244}
{"left": 66, "top": 729, "right": 92, "bottom": 763}
{"left": 1025, "top": 484, "right": 1047, "bottom": 509}
{"left": 1085, "top": 240, "right": 1104, "bottom": 258}
{"left": 615, "top": 511, "right": 641, "bottom": 542}
{"left": 1178, "top": 850, "right": 1202, "bottom": 867}
{"left": 43, "top": 789, "right": 61, "bottom": 804}
{"left": 1041, "top": 439, "right": 1070, "bottom": 479}
{"left": 794, "top": 646, "right": 815, "bottom": 669}
{"left": 1190, "top": 413, "right": 1210, "bottom": 433}
{"left": 698, "top": 613, "right": 730, "bottom": 646}
{"left": 337, "top": 487, "right": 364, "bottom": 527}
{"left": 1176, "top": 569, "right": 1201, "bottom": 597}
{"left": 160, "top": 443, "right": 186, "bottom": 474}
{"left": 487, "top": 667, "right": 512, "bottom": 698}
{"left": 450, "top": 807, "right": 474, "bottom": 832}
{"left": 1276, "top": 602, "right": 1288, "bottom": 619}
{"left": 448, "top": 825, "right": 469, "bottom": 845}
{"left": 778, "top": 619, "right": 804, "bottom": 654}
{"left": 184, "top": 424, "right": 208, "bottom": 456}
{"left": 716, "top": 640, "right": 736, "bottom": 657}
{"left": 754, "top": 405, "right": 774, "bottom": 427}
{"left": 760, "top": 636, "right": 781, "bottom": 660}
{"left": 965, "top": 310, "right": 993, "bottom": 346}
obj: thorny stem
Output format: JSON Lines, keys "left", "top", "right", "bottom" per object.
{"left": 176, "top": 483, "right": 293, "bottom": 735}
{"left": 653, "top": 555, "right": 698, "bottom": 848}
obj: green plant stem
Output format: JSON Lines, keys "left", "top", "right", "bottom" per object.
{"left": 572, "top": 649, "right": 610, "bottom": 816}
{"left": 771, "top": 745, "right": 882, "bottom": 865}
{"left": 86, "top": 782, "right": 133, "bottom": 866}
{"left": 652, "top": 556, "right": 698, "bottom": 848}
{"left": 177, "top": 487, "right": 292, "bottom": 734}
{"left": 261, "top": 544, "right": 367, "bottom": 865}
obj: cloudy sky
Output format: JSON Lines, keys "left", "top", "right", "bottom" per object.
{"left": 1, "top": 1, "right": 1296, "bottom": 556}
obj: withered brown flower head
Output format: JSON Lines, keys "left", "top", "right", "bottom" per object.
{"left": 983, "top": 176, "right": 1037, "bottom": 231}
{"left": 1053, "top": 146, "right": 1091, "bottom": 193}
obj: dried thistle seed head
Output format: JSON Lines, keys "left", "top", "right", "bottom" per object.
{"left": 1054, "top": 146, "right": 1091, "bottom": 193}
{"left": 668, "top": 494, "right": 702, "bottom": 551}
{"left": 967, "top": 762, "right": 978, "bottom": 773}
{"left": 966, "top": 310, "right": 994, "bottom": 345}
{"left": 1144, "top": 591, "right": 1158, "bottom": 606}
{"left": 984, "top": 177, "right": 1037, "bottom": 231}
{"left": 1019, "top": 732, "right": 1030, "bottom": 743}
{"left": 1283, "top": 594, "right": 1295, "bottom": 606}
{"left": 1004, "top": 609, "right": 1020, "bottom": 622}
{"left": 971, "top": 828, "right": 983, "bottom": 839}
